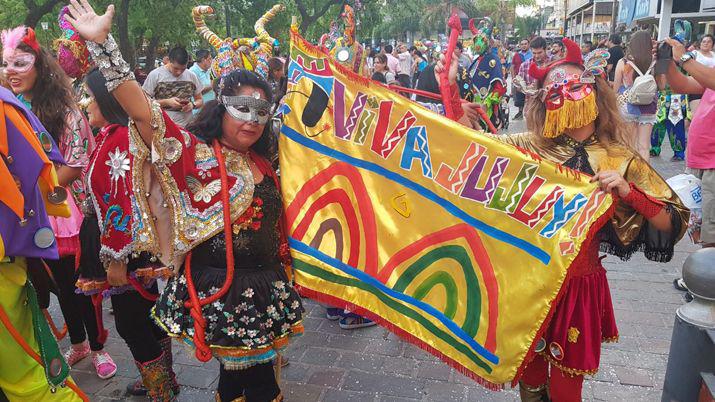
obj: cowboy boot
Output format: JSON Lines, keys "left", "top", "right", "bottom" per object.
{"left": 158, "top": 337, "right": 180, "bottom": 395}
{"left": 518, "top": 381, "right": 550, "bottom": 402}
{"left": 136, "top": 352, "right": 176, "bottom": 402}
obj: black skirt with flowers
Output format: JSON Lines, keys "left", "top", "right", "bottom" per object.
{"left": 153, "top": 179, "right": 304, "bottom": 370}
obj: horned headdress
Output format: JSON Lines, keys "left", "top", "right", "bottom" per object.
{"left": 191, "top": 4, "right": 284, "bottom": 79}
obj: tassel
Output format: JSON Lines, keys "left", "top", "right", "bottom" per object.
{"left": 543, "top": 92, "right": 598, "bottom": 138}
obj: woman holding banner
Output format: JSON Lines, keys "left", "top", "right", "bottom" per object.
{"left": 506, "top": 39, "right": 688, "bottom": 401}
{"left": 440, "top": 35, "right": 689, "bottom": 401}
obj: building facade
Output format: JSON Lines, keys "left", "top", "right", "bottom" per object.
{"left": 566, "top": 0, "right": 615, "bottom": 44}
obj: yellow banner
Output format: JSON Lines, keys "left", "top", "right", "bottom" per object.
{"left": 280, "top": 30, "right": 613, "bottom": 385}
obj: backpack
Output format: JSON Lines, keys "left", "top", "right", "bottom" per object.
{"left": 626, "top": 61, "right": 658, "bottom": 105}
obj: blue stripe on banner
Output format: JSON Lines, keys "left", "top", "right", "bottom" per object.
{"left": 289, "top": 237, "right": 501, "bottom": 365}
{"left": 281, "top": 124, "right": 550, "bottom": 264}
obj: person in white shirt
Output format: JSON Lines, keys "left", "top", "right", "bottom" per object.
{"left": 396, "top": 43, "right": 413, "bottom": 87}
{"left": 142, "top": 46, "right": 203, "bottom": 127}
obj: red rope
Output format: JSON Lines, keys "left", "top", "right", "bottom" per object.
{"left": 0, "top": 304, "right": 90, "bottom": 401}
{"left": 183, "top": 141, "right": 236, "bottom": 362}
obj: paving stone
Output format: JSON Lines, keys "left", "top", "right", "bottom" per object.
{"left": 422, "top": 380, "right": 466, "bottom": 401}
{"left": 466, "top": 386, "right": 519, "bottom": 401}
{"left": 70, "top": 371, "right": 111, "bottom": 394}
{"left": 334, "top": 351, "right": 385, "bottom": 372}
{"left": 325, "top": 333, "right": 371, "bottom": 352}
{"left": 378, "top": 396, "right": 420, "bottom": 402}
{"left": 590, "top": 381, "right": 661, "bottom": 401}
{"left": 281, "top": 361, "right": 313, "bottom": 382}
{"left": 342, "top": 370, "right": 424, "bottom": 399}
{"left": 301, "top": 347, "right": 341, "bottom": 366}
{"left": 307, "top": 368, "right": 345, "bottom": 387}
{"left": 381, "top": 356, "right": 418, "bottom": 377}
{"left": 321, "top": 387, "right": 378, "bottom": 402}
{"left": 415, "top": 361, "right": 453, "bottom": 381}
{"left": 368, "top": 338, "right": 404, "bottom": 357}
{"left": 177, "top": 366, "right": 218, "bottom": 389}
{"left": 281, "top": 381, "right": 323, "bottom": 402}
{"left": 614, "top": 366, "right": 654, "bottom": 387}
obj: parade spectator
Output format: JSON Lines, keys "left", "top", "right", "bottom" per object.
{"left": 142, "top": 46, "right": 203, "bottom": 127}
{"left": 606, "top": 34, "right": 624, "bottom": 81}
{"left": 661, "top": 38, "right": 715, "bottom": 291}
{"left": 396, "top": 43, "right": 412, "bottom": 87}
{"left": 412, "top": 49, "right": 428, "bottom": 86}
{"left": 366, "top": 48, "right": 376, "bottom": 75}
{"left": 266, "top": 57, "right": 285, "bottom": 104}
{"left": 689, "top": 34, "right": 715, "bottom": 116}
{"left": 384, "top": 44, "right": 401, "bottom": 77}
{"left": 550, "top": 41, "right": 564, "bottom": 59}
{"left": 188, "top": 49, "right": 214, "bottom": 114}
{"left": 614, "top": 30, "right": 659, "bottom": 159}
{"left": 371, "top": 53, "right": 395, "bottom": 83}
{"left": 516, "top": 36, "right": 550, "bottom": 119}
{"left": 581, "top": 40, "right": 594, "bottom": 55}
{"left": 511, "top": 39, "right": 532, "bottom": 119}
{"left": 456, "top": 41, "right": 471, "bottom": 69}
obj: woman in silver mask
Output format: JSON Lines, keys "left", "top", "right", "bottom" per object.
{"left": 66, "top": 1, "right": 304, "bottom": 400}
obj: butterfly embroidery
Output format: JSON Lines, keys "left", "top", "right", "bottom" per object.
{"left": 186, "top": 176, "right": 221, "bottom": 203}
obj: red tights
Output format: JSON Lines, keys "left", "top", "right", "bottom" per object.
{"left": 520, "top": 355, "right": 584, "bottom": 402}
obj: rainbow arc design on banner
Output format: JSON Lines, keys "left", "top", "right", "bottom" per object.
{"left": 280, "top": 29, "right": 613, "bottom": 386}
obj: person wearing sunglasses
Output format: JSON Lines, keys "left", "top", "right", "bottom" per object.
{"left": 1, "top": 25, "right": 117, "bottom": 381}
{"left": 66, "top": 1, "right": 304, "bottom": 400}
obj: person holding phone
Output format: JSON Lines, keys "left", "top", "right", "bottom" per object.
{"left": 142, "top": 46, "right": 203, "bottom": 127}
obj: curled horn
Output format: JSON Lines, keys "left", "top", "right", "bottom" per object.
{"left": 254, "top": 4, "right": 284, "bottom": 50}
{"left": 468, "top": 18, "right": 478, "bottom": 35}
{"left": 192, "top": 6, "right": 222, "bottom": 50}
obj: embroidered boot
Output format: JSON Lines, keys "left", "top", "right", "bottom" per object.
{"left": 158, "top": 337, "right": 180, "bottom": 395}
{"left": 135, "top": 352, "right": 176, "bottom": 402}
{"left": 518, "top": 381, "right": 550, "bottom": 402}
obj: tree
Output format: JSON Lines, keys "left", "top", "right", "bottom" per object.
{"left": 23, "top": 0, "right": 62, "bottom": 27}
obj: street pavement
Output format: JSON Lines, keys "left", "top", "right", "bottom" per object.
{"left": 55, "top": 112, "right": 697, "bottom": 401}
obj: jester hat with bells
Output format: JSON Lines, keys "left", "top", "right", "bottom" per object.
{"left": 524, "top": 38, "right": 609, "bottom": 138}
{"left": 191, "top": 4, "right": 284, "bottom": 79}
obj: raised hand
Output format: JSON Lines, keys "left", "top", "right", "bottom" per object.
{"left": 64, "top": 0, "right": 115, "bottom": 43}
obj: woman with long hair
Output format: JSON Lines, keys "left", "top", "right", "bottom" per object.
{"left": 1, "top": 25, "right": 116, "bottom": 380}
{"left": 75, "top": 67, "right": 179, "bottom": 399}
{"left": 68, "top": 2, "right": 304, "bottom": 400}
{"left": 494, "top": 39, "right": 686, "bottom": 401}
{"left": 613, "top": 30, "right": 659, "bottom": 160}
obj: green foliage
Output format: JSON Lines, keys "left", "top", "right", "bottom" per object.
{"left": 0, "top": 0, "right": 535, "bottom": 58}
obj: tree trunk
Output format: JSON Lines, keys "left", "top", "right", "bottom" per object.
{"left": 117, "top": 0, "right": 135, "bottom": 67}
{"left": 23, "top": 0, "right": 62, "bottom": 28}
{"left": 145, "top": 35, "right": 162, "bottom": 73}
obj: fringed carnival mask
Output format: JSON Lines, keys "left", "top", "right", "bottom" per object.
{"left": 514, "top": 39, "right": 609, "bottom": 138}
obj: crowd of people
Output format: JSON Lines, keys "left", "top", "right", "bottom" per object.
{"left": 0, "top": 0, "right": 711, "bottom": 400}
